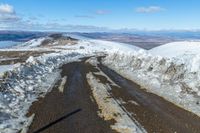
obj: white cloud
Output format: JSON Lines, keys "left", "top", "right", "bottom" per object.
{"left": 136, "top": 6, "right": 165, "bottom": 13}
{"left": 0, "top": 4, "right": 20, "bottom": 22}
{"left": 0, "top": 4, "right": 108, "bottom": 32}
{"left": 0, "top": 14, "right": 20, "bottom": 22}
{"left": 0, "top": 4, "right": 15, "bottom": 14}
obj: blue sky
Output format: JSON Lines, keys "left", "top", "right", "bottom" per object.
{"left": 0, "top": 0, "right": 200, "bottom": 31}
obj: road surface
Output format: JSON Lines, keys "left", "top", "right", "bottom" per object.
{"left": 27, "top": 57, "right": 200, "bottom": 133}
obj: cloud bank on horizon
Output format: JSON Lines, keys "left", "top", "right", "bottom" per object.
{"left": 0, "top": 0, "right": 200, "bottom": 32}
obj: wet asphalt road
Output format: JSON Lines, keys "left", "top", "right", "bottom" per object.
{"left": 27, "top": 57, "right": 200, "bottom": 133}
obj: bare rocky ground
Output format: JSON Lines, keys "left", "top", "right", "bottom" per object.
{"left": 0, "top": 34, "right": 78, "bottom": 65}
{"left": 41, "top": 34, "right": 78, "bottom": 47}
{"left": 26, "top": 57, "right": 200, "bottom": 133}
{"left": 0, "top": 43, "right": 77, "bottom": 66}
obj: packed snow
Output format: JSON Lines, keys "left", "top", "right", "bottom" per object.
{"left": 103, "top": 41, "right": 200, "bottom": 116}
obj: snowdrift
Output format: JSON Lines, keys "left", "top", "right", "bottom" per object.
{"left": 0, "top": 52, "right": 86, "bottom": 133}
{"left": 103, "top": 47, "right": 200, "bottom": 116}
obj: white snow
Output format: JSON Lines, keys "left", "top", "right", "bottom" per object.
{"left": 0, "top": 52, "right": 88, "bottom": 133}
{"left": 54, "top": 39, "right": 141, "bottom": 54}
{"left": 0, "top": 64, "right": 15, "bottom": 76}
{"left": 150, "top": 41, "right": 200, "bottom": 58}
{"left": 16, "top": 38, "right": 46, "bottom": 48}
{"left": 58, "top": 76, "right": 67, "bottom": 93}
{"left": 103, "top": 41, "right": 200, "bottom": 116}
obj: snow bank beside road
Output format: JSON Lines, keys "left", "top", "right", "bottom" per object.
{"left": 0, "top": 52, "right": 86, "bottom": 133}
{"left": 103, "top": 48, "right": 200, "bottom": 116}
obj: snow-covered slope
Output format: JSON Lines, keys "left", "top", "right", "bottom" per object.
{"left": 16, "top": 38, "right": 46, "bottom": 49}
{"left": 150, "top": 41, "right": 200, "bottom": 58}
{"left": 53, "top": 38, "right": 141, "bottom": 53}
{"left": 103, "top": 41, "right": 200, "bottom": 117}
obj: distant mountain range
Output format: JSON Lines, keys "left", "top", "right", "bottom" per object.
{"left": 76, "top": 32, "right": 200, "bottom": 49}
{"left": 1, "top": 30, "right": 200, "bottom": 49}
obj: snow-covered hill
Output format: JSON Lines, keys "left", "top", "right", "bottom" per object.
{"left": 1, "top": 36, "right": 200, "bottom": 133}
{"left": 150, "top": 41, "right": 200, "bottom": 58}
{"left": 150, "top": 41, "right": 200, "bottom": 72}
